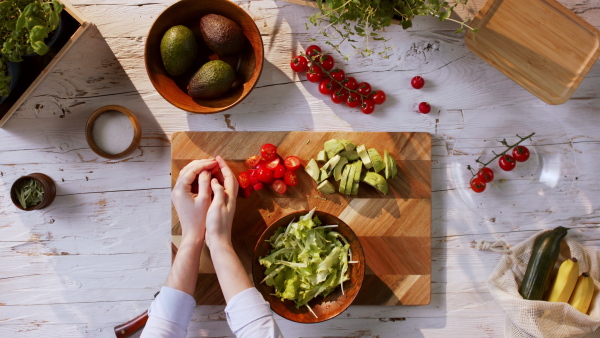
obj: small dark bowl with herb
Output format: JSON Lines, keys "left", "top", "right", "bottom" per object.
{"left": 10, "top": 173, "right": 56, "bottom": 211}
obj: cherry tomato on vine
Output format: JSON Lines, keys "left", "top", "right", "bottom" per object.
{"left": 411, "top": 76, "right": 425, "bottom": 89}
{"left": 246, "top": 155, "right": 261, "bottom": 167}
{"left": 284, "top": 156, "right": 301, "bottom": 171}
{"left": 272, "top": 179, "right": 287, "bottom": 194}
{"left": 343, "top": 77, "right": 358, "bottom": 90}
{"left": 290, "top": 55, "right": 308, "bottom": 72}
{"left": 331, "top": 90, "right": 349, "bottom": 104}
{"left": 238, "top": 171, "right": 251, "bottom": 189}
{"left": 356, "top": 82, "right": 372, "bottom": 96}
{"left": 346, "top": 92, "right": 361, "bottom": 108}
{"left": 318, "top": 78, "right": 337, "bottom": 95}
{"left": 418, "top": 102, "right": 431, "bottom": 114}
{"left": 330, "top": 69, "right": 346, "bottom": 82}
{"left": 318, "top": 54, "right": 335, "bottom": 71}
{"left": 512, "top": 146, "right": 530, "bottom": 162}
{"left": 470, "top": 177, "right": 486, "bottom": 193}
{"left": 361, "top": 99, "right": 375, "bottom": 114}
{"left": 306, "top": 45, "right": 322, "bottom": 58}
{"left": 306, "top": 66, "right": 323, "bottom": 83}
{"left": 477, "top": 167, "right": 494, "bottom": 183}
{"left": 260, "top": 143, "right": 277, "bottom": 161}
{"left": 273, "top": 164, "right": 286, "bottom": 178}
{"left": 498, "top": 154, "right": 517, "bottom": 171}
{"left": 284, "top": 170, "right": 299, "bottom": 186}
{"left": 370, "top": 90, "right": 386, "bottom": 105}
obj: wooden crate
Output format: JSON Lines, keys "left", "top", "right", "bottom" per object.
{"left": 0, "top": 0, "right": 91, "bottom": 128}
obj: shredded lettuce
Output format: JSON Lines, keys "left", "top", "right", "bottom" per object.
{"left": 259, "top": 208, "right": 351, "bottom": 310}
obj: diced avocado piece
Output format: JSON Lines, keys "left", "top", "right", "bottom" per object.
{"left": 317, "top": 180, "right": 336, "bottom": 194}
{"left": 356, "top": 145, "right": 372, "bottom": 169}
{"left": 340, "top": 150, "right": 360, "bottom": 161}
{"left": 305, "top": 159, "right": 320, "bottom": 182}
{"left": 322, "top": 155, "right": 341, "bottom": 174}
{"left": 351, "top": 161, "right": 362, "bottom": 196}
{"left": 362, "top": 172, "right": 389, "bottom": 194}
{"left": 367, "top": 148, "right": 385, "bottom": 173}
{"left": 324, "top": 139, "right": 345, "bottom": 159}
{"left": 319, "top": 168, "right": 330, "bottom": 182}
{"left": 339, "top": 165, "right": 351, "bottom": 194}
{"left": 339, "top": 140, "right": 356, "bottom": 151}
{"left": 345, "top": 162, "right": 357, "bottom": 195}
{"left": 333, "top": 156, "right": 349, "bottom": 181}
{"left": 317, "top": 150, "right": 328, "bottom": 163}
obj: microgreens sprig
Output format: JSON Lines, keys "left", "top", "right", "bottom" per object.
{"left": 467, "top": 132, "right": 535, "bottom": 179}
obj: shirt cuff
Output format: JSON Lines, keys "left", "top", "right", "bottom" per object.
{"left": 225, "top": 287, "right": 273, "bottom": 333}
{"left": 148, "top": 286, "right": 196, "bottom": 329}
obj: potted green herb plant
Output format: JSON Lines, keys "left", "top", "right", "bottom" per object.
{"left": 0, "top": 0, "right": 64, "bottom": 62}
{"left": 0, "top": 56, "right": 22, "bottom": 104}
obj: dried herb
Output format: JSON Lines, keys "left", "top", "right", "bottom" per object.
{"left": 16, "top": 178, "right": 44, "bottom": 209}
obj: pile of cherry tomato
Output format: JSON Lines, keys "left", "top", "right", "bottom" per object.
{"left": 237, "top": 143, "right": 301, "bottom": 197}
{"left": 470, "top": 145, "right": 531, "bottom": 193}
{"left": 291, "top": 45, "right": 386, "bottom": 115}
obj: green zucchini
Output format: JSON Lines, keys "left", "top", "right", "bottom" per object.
{"left": 519, "top": 226, "right": 569, "bottom": 300}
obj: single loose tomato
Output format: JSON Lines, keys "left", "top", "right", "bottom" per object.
{"left": 306, "top": 45, "right": 322, "bottom": 58}
{"left": 306, "top": 66, "right": 323, "bottom": 83}
{"left": 470, "top": 177, "right": 486, "bottom": 193}
{"left": 242, "top": 187, "right": 252, "bottom": 198}
{"left": 257, "top": 167, "right": 274, "bottom": 183}
{"left": 411, "top": 76, "right": 425, "bottom": 89}
{"left": 260, "top": 143, "right": 277, "bottom": 161}
{"left": 343, "top": 77, "right": 358, "bottom": 90}
{"left": 284, "top": 170, "right": 299, "bottom": 186}
{"left": 284, "top": 156, "right": 301, "bottom": 171}
{"left": 330, "top": 69, "right": 346, "bottom": 82}
{"left": 346, "top": 92, "right": 361, "bottom": 108}
{"left": 512, "top": 146, "right": 530, "bottom": 162}
{"left": 357, "top": 82, "right": 372, "bottom": 96}
{"left": 318, "top": 54, "right": 335, "bottom": 71}
{"left": 331, "top": 90, "right": 349, "bottom": 104}
{"left": 370, "top": 90, "right": 386, "bottom": 105}
{"left": 498, "top": 154, "right": 517, "bottom": 171}
{"left": 318, "top": 78, "right": 337, "bottom": 95}
{"left": 238, "top": 171, "right": 251, "bottom": 189}
{"left": 290, "top": 56, "right": 308, "bottom": 72}
{"left": 273, "top": 164, "right": 286, "bottom": 178}
{"left": 361, "top": 99, "right": 375, "bottom": 114}
{"left": 246, "top": 155, "right": 261, "bottom": 167}
{"left": 265, "top": 157, "right": 281, "bottom": 170}
{"left": 272, "top": 179, "right": 287, "bottom": 194}
{"left": 418, "top": 102, "right": 431, "bottom": 114}
{"left": 477, "top": 167, "right": 494, "bottom": 183}
{"left": 253, "top": 182, "right": 264, "bottom": 191}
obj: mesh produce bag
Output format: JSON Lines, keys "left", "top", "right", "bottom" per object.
{"left": 479, "top": 229, "right": 600, "bottom": 337}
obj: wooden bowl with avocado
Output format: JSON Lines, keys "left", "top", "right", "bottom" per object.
{"left": 145, "top": 0, "right": 264, "bottom": 114}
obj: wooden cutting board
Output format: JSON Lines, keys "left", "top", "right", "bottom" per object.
{"left": 465, "top": 0, "right": 600, "bottom": 105}
{"left": 171, "top": 131, "right": 431, "bottom": 306}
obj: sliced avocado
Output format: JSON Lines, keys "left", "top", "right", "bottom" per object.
{"left": 317, "top": 180, "right": 336, "bottom": 194}
{"left": 339, "top": 165, "right": 351, "bottom": 195}
{"left": 367, "top": 148, "right": 385, "bottom": 173}
{"left": 322, "top": 155, "right": 341, "bottom": 174}
{"left": 333, "top": 156, "right": 349, "bottom": 181}
{"left": 340, "top": 150, "right": 360, "bottom": 161}
{"left": 305, "top": 159, "right": 320, "bottom": 182}
{"left": 362, "top": 172, "right": 389, "bottom": 194}
{"left": 319, "top": 168, "right": 330, "bottom": 182}
{"left": 391, "top": 157, "right": 398, "bottom": 178}
{"left": 351, "top": 161, "right": 362, "bottom": 196}
{"left": 339, "top": 140, "right": 356, "bottom": 151}
{"left": 345, "top": 162, "right": 356, "bottom": 196}
{"left": 356, "top": 145, "right": 373, "bottom": 169}
{"left": 317, "top": 150, "right": 328, "bottom": 163}
{"left": 324, "top": 139, "right": 344, "bottom": 159}
{"left": 384, "top": 150, "right": 398, "bottom": 179}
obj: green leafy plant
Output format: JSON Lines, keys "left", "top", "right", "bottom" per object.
{"left": 308, "top": 0, "right": 476, "bottom": 59}
{"left": 0, "top": 0, "right": 64, "bottom": 62}
{"left": 16, "top": 178, "right": 44, "bottom": 209}
{"left": 0, "top": 59, "right": 11, "bottom": 98}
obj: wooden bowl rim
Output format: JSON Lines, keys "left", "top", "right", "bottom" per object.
{"left": 85, "top": 105, "right": 142, "bottom": 160}
{"left": 10, "top": 173, "right": 57, "bottom": 211}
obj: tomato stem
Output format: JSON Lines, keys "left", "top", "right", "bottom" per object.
{"left": 467, "top": 132, "right": 536, "bottom": 178}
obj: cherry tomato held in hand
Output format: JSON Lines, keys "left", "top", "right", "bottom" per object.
{"left": 272, "top": 179, "right": 287, "bottom": 194}
{"left": 331, "top": 90, "right": 349, "bottom": 104}
{"left": 290, "top": 56, "right": 308, "bottom": 72}
{"left": 346, "top": 92, "right": 361, "bottom": 108}
{"left": 318, "top": 54, "right": 335, "bottom": 71}
{"left": 498, "top": 154, "right": 517, "bottom": 171}
{"left": 512, "top": 146, "right": 530, "bottom": 162}
{"left": 284, "top": 170, "right": 299, "bottom": 186}
{"left": 477, "top": 167, "right": 494, "bottom": 183}
{"left": 273, "top": 164, "right": 286, "bottom": 178}
{"left": 257, "top": 167, "right": 274, "bottom": 183}
{"left": 306, "top": 45, "right": 322, "bottom": 58}
{"left": 470, "top": 177, "right": 486, "bottom": 193}
{"left": 411, "top": 76, "right": 425, "bottom": 89}
{"left": 246, "top": 155, "right": 261, "bottom": 167}
{"left": 343, "top": 77, "right": 358, "bottom": 91}
{"left": 319, "top": 78, "right": 337, "bottom": 95}
{"left": 361, "top": 99, "right": 375, "bottom": 115}
{"left": 357, "top": 82, "right": 372, "bottom": 96}
{"left": 284, "top": 155, "right": 301, "bottom": 171}
{"left": 418, "top": 102, "right": 431, "bottom": 114}
{"left": 306, "top": 66, "right": 323, "bottom": 83}
{"left": 260, "top": 143, "right": 277, "bottom": 161}
{"left": 330, "top": 69, "right": 346, "bottom": 82}
{"left": 370, "top": 90, "right": 386, "bottom": 105}
{"left": 238, "top": 171, "right": 251, "bottom": 189}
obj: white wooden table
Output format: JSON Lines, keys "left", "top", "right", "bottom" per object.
{"left": 1, "top": 0, "right": 599, "bottom": 336}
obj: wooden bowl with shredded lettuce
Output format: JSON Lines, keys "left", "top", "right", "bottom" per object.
{"left": 252, "top": 209, "right": 365, "bottom": 323}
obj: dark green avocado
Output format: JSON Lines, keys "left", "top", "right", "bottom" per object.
{"left": 200, "top": 14, "right": 245, "bottom": 55}
{"left": 160, "top": 25, "right": 198, "bottom": 76}
{"left": 187, "top": 60, "right": 236, "bottom": 99}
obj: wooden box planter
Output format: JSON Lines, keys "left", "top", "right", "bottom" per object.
{"left": 0, "top": 1, "right": 91, "bottom": 128}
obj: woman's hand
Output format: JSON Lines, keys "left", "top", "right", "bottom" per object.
{"left": 206, "top": 156, "right": 239, "bottom": 249}
{"left": 171, "top": 159, "right": 217, "bottom": 241}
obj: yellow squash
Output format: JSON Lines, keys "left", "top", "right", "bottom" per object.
{"left": 547, "top": 257, "right": 579, "bottom": 303}
{"left": 568, "top": 273, "right": 595, "bottom": 314}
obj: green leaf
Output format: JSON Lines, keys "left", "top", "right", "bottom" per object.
{"left": 439, "top": 11, "right": 449, "bottom": 21}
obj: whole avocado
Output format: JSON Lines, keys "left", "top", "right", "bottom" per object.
{"left": 187, "top": 60, "right": 236, "bottom": 99}
{"left": 160, "top": 25, "right": 198, "bottom": 76}
{"left": 200, "top": 14, "right": 245, "bottom": 55}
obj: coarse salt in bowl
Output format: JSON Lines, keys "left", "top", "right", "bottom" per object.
{"left": 85, "top": 105, "right": 142, "bottom": 159}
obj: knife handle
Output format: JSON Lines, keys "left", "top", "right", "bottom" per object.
{"left": 114, "top": 311, "right": 148, "bottom": 338}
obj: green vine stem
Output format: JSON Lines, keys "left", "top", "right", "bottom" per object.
{"left": 467, "top": 132, "right": 535, "bottom": 179}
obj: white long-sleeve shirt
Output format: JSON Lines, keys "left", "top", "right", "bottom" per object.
{"left": 141, "top": 286, "right": 283, "bottom": 338}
